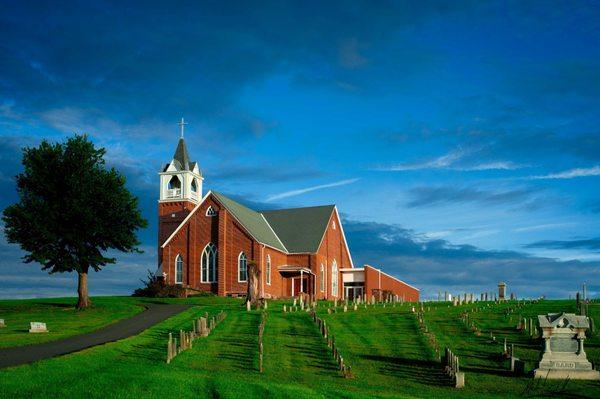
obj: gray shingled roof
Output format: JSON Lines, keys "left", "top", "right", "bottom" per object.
{"left": 212, "top": 192, "right": 287, "bottom": 252}
{"left": 262, "top": 205, "right": 335, "bottom": 253}
{"left": 211, "top": 192, "right": 335, "bottom": 254}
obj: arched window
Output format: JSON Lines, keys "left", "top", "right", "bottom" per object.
{"left": 320, "top": 263, "right": 325, "bottom": 292}
{"left": 167, "top": 175, "right": 181, "bottom": 198}
{"left": 238, "top": 252, "right": 248, "bottom": 282}
{"left": 332, "top": 220, "right": 336, "bottom": 230}
{"left": 175, "top": 255, "right": 183, "bottom": 284}
{"left": 266, "top": 254, "right": 271, "bottom": 285}
{"left": 168, "top": 175, "right": 181, "bottom": 189}
{"left": 331, "top": 259, "right": 338, "bottom": 297}
{"left": 205, "top": 206, "right": 217, "bottom": 217}
{"left": 191, "top": 178, "right": 197, "bottom": 193}
{"left": 201, "top": 243, "right": 217, "bottom": 283}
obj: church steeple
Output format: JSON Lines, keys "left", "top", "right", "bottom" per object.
{"left": 158, "top": 119, "right": 203, "bottom": 204}
{"left": 172, "top": 137, "right": 191, "bottom": 171}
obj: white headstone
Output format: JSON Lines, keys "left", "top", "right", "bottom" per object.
{"left": 29, "top": 322, "right": 48, "bottom": 333}
{"left": 0, "top": 318, "right": 5, "bottom": 328}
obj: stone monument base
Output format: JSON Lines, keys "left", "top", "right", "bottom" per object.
{"left": 534, "top": 368, "right": 600, "bottom": 380}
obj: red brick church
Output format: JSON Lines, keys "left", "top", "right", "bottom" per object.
{"left": 157, "top": 132, "right": 419, "bottom": 301}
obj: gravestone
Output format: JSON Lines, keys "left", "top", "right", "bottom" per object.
{"left": 534, "top": 313, "right": 600, "bottom": 380}
{"left": 0, "top": 318, "right": 5, "bottom": 328}
{"left": 513, "top": 359, "right": 525, "bottom": 376}
{"left": 199, "top": 317, "right": 208, "bottom": 337}
{"left": 29, "top": 322, "right": 48, "bottom": 333}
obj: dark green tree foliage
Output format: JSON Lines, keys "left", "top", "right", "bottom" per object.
{"left": 2, "top": 135, "right": 147, "bottom": 309}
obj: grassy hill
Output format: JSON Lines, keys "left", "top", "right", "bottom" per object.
{"left": 0, "top": 297, "right": 598, "bottom": 398}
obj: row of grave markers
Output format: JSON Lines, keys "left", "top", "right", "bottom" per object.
{"left": 416, "top": 310, "right": 442, "bottom": 361}
{"left": 258, "top": 311, "right": 267, "bottom": 373}
{"left": 166, "top": 310, "right": 227, "bottom": 364}
{"left": 443, "top": 348, "right": 465, "bottom": 388}
{"left": 310, "top": 310, "right": 353, "bottom": 378}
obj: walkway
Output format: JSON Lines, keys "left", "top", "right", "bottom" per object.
{"left": 0, "top": 303, "right": 190, "bottom": 369}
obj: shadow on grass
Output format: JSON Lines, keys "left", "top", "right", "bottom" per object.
{"left": 360, "top": 354, "right": 452, "bottom": 387}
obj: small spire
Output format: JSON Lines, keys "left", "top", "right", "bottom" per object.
{"left": 178, "top": 117, "right": 187, "bottom": 138}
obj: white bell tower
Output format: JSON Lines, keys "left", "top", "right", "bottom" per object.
{"left": 158, "top": 118, "right": 203, "bottom": 204}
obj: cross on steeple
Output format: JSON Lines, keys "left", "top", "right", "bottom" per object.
{"left": 178, "top": 117, "right": 187, "bottom": 138}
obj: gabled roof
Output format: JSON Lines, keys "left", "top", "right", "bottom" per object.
{"left": 262, "top": 205, "right": 335, "bottom": 253}
{"left": 212, "top": 192, "right": 287, "bottom": 252}
{"left": 162, "top": 191, "right": 347, "bottom": 258}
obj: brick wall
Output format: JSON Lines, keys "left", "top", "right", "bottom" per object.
{"left": 363, "top": 265, "right": 419, "bottom": 302}
{"left": 160, "top": 194, "right": 364, "bottom": 301}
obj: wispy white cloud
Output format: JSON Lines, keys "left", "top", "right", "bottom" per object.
{"left": 375, "top": 147, "right": 524, "bottom": 172}
{"left": 266, "top": 178, "right": 359, "bottom": 202}
{"left": 528, "top": 165, "right": 600, "bottom": 180}
{"left": 513, "top": 222, "right": 575, "bottom": 233}
{"left": 380, "top": 148, "right": 465, "bottom": 171}
{"left": 453, "top": 161, "right": 523, "bottom": 171}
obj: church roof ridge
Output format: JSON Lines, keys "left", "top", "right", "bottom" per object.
{"left": 211, "top": 191, "right": 338, "bottom": 254}
{"left": 260, "top": 204, "right": 336, "bottom": 214}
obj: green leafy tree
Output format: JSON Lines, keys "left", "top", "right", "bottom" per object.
{"left": 2, "top": 135, "right": 148, "bottom": 309}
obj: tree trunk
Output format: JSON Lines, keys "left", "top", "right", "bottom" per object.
{"left": 245, "top": 261, "right": 260, "bottom": 306}
{"left": 76, "top": 271, "right": 91, "bottom": 309}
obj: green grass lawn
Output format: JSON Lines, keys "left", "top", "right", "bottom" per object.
{"left": 0, "top": 296, "right": 145, "bottom": 348}
{"left": 0, "top": 297, "right": 598, "bottom": 398}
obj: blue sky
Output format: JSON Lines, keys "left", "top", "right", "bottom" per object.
{"left": 1, "top": 1, "right": 599, "bottom": 299}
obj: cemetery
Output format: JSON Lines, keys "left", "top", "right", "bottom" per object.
{"left": 0, "top": 294, "right": 598, "bottom": 398}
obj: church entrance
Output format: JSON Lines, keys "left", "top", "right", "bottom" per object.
{"left": 277, "top": 265, "right": 315, "bottom": 298}
{"left": 292, "top": 276, "right": 309, "bottom": 296}
{"left": 344, "top": 283, "right": 364, "bottom": 301}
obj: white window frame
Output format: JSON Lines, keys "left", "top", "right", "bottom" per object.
{"left": 205, "top": 206, "right": 217, "bottom": 217}
{"left": 320, "top": 263, "right": 325, "bottom": 292}
{"left": 238, "top": 252, "right": 248, "bottom": 282}
{"left": 331, "top": 259, "right": 338, "bottom": 297}
{"left": 332, "top": 220, "right": 336, "bottom": 230}
{"left": 201, "top": 243, "right": 217, "bottom": 283}
{"left": 175, "top": 254, "right": 183, "bottom": 284}
{"left": 266, "top": 254, "right": 271, "bottom": 285}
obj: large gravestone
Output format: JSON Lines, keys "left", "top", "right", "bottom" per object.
{"left": 534, "top": 313, "right": 600, "bottom": 380}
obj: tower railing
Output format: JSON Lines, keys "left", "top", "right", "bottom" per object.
{"left": 167, "top": 188, "right": 182, "bottom": 198}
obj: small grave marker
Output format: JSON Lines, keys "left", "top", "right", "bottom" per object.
{"left": 29, "top": 322, "right": 48, "bottom": 333}
{"left": 0, "top": 318, "right": 5, "bottom": 328}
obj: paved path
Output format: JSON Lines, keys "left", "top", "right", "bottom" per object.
{"left": 0, "top": 303, "right": 190, "bottom": 369}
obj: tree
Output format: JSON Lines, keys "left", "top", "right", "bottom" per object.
{"left": 2, "top": 135, "right": 147, "bottom": 309}
{"left": 245, "top": 260, "right": 261, "bottom": 306}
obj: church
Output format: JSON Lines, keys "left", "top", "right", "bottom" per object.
{"left": 157, "top": 129, "right": 419, "bottom": 302}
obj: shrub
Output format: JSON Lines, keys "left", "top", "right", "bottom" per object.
{"left": 132, "top": 269, "right": 187, "bottom": 298}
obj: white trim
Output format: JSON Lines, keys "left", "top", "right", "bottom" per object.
{"left": 175, "top": 254, "right": 183, "bottom": 284}
{"left": 260, "top": 214, "right": 289, "bottom": 253}
{"left": 237, "top": 251, "right": 248, "bottom": 283}
{"left": 266, "top": 254, "right": 271, "bottom": 286}
{"left": 200, "top": 242, "right": 218, "bottom": 283}
{"left": 319, "top": 263, "right": 325, "bottom": 292}
{"left": 205, "top": 205, "right": 217, "bottom": 217}
{"left": 334, "top": 206, "right": 355, "bottom": 268}
{"left": 161, "top": 190, "right": 212, "bottom": 248}
{"left": 331, "top": 259, "right": 338, "bottom": 297}
{"left": 313, "top": 207, "right": 355, "bottom": 268}
{"left": 363, "top": 264, "right": 421, "bottom": 291}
